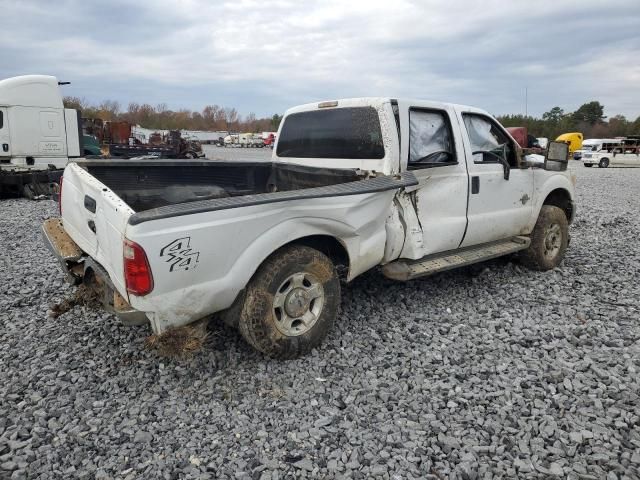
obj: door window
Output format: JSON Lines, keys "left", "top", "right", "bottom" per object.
{"left": 463, "top": 114, "right": 517, "bottom": 166}
{"left": 408, "top": 109, "right": 456, "bottom": 169}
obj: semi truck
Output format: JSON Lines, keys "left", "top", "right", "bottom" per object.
{"left": 0, "top": 75, "right": 81, "bottom": 198}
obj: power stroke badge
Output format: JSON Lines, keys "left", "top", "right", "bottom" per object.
{"left": 160, "top": 237, "right": 200, "bottom": 272}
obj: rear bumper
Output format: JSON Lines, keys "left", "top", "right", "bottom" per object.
{"left": 41, "top": 218, "right": 148, "bottom": 326}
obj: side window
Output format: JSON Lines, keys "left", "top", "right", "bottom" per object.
{"left": 463, "top": 114, "right": 517, "bottom": 167}
{"left": 408, "top": 109, "right": 456, "bottom": 169}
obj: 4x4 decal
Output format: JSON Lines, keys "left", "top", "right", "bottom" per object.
{"left": 160, "top": 237, "right": 200, "bottom": 272}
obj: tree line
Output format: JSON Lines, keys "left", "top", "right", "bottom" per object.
{"left": 64, "top": 96, "right": 640, "bottom": 139}
{"left": 63, "top": 96, "right": 282, "bottom": 133}
{"left": 497, "top": 101, "right": 640, "bottom": 140}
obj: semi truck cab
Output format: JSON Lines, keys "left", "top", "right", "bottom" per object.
{"left": 0, "top": 75, "right": 81, "bottom": 196}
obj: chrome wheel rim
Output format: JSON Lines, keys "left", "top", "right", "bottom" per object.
{"left": 273, "top": 272, "right": 324, "bottom": 336}
{"left": 543, "top": 223, "right": 562, "bottom": 258}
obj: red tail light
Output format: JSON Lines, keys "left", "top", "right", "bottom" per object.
{"left": 58, "top": 176, "right": 63, "bottom": 215}
{"left": 123, "top": 239, "right": 154, "bottom": 296}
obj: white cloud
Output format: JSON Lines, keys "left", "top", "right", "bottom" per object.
{"left": 1, "top": 0, "right": 638, "bottom": 118}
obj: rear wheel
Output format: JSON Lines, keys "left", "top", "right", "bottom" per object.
{"left": 238, "top": 245, "right": 340, "bottom": 359}
{"left": 599, "top": 158, "right": 610, "bottom": 168}
{"left": 584, "top": 163, "right": 593, "bottom": 168}
{"left": 520, "top": 205, "right": 568, "bottom": 271}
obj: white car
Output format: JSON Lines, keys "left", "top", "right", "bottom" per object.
{"left": 43, "top": 97, "right": 576, "bottom": 358}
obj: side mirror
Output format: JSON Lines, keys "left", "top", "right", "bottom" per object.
{"left": 544, "top": 141, "right": 569, "bottom": 171}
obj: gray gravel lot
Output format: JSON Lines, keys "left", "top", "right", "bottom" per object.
{"left": 1, "top": 164, "right": 639, "bottom": 479}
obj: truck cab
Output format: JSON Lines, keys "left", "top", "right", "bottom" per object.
{"left": 275, "top": 98, "right": 574, "bottom": 260}
{"left": 0, "top": 75, "right": 81, "bottom": 168}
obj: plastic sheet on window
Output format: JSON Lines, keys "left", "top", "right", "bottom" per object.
{"left": 409, "top": 111, "right": 451, "bottom": 163}
{"left": 463, "top": 115, "right": 500, "bottom": 151}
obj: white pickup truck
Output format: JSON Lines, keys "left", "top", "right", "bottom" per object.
{"left": 43, "top": 98, "right": 575, "bottom": 358}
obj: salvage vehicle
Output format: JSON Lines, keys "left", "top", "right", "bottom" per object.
{"left": 82, "top": 134, "right": 102, "bottom": 156}
{"left": 0, "top": 75, "right": 81, "bottom": 197}
{"left": 556, "top": 132, "right": 583, "bottom": 156}
{"left": 580, "top": 137, "right": 640, "bottom": 168}
{"left": 573, "top": 138, "right": 601, "bottom": 160}
{"left": 106, "top": 126, "right": 205, "bottom": 159}
{"left": 223, "top": 133, "right": 264, "bottom": 148}
{"left": 43, "top": 98, "right": 575, "bottom": 358}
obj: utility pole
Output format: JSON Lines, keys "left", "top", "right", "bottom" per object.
{"left": 525, "top": 87, "right": 528, "bottom": 118}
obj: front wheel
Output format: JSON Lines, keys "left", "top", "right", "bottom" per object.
{"left": 520, "top": 205, "right": 568, "bottom": 271}
{"left": 599, "top": 158, "right": 610, "bottom": 168}
{"left": 238, "top": 245, "right": 340, "bottom": 359}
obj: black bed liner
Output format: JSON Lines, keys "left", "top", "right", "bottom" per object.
{"left": 128, "top": 171, "right": 417, "bottom": 225}
{"left": 74, "top": 159, "right": 417, "bottom": 226}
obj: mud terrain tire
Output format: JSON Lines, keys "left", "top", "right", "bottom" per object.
{"left": 238, "top": 245, "right": 340, "bottom": 359}
{"left": 520, "top": 205, "right": 568, "bottom": 271}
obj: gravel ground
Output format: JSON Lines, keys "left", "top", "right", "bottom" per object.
{"left": 1, "top": 164, "right": 639, "bottom": 480}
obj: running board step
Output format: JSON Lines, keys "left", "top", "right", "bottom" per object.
{"left": 382, "top": 236, "right": 530, "bottom": 281}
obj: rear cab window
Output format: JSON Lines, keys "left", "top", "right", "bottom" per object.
{"left": 276, "top": 107, "right": 384, "bottom": 159}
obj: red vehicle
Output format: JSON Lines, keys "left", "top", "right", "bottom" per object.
{"left": 506, "top": 127, "right": 544, "bottom": 154}
{"left": 263, "top": 132, "right": 277, "bottom": 147}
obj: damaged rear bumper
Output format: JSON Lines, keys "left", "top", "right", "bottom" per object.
{"left": 41, "top": 218, "right": 148, "bottom": 326}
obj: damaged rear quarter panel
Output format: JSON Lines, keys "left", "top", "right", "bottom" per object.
{"left": 125, "top": 189, "right": 398, "bottom": 333}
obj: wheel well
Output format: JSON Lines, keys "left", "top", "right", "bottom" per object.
{"left": 543, "top": 189, "right": 573, "bottom": 223}
{"left": 286, "top": 235, "right": 350, "bottom": 279}
{"left": 218, "top": 235, "right": 350, "bottom": 327}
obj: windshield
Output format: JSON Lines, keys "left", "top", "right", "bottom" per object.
{"left": 276, "top": 107, "right": 385, "bottom": 159}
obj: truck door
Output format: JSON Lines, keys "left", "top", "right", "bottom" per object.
{"left": 457, "top": 109, "right": 533, "bottom": 247}
{"left": 0, "top": 107, "right": 10, "bottom": 157}
{"left": 397, "top": 102, "right": 469, "bottom": 257}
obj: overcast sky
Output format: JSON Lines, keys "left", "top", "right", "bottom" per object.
{"left": 2, "top": 0, "right": 639, "bottom": 119}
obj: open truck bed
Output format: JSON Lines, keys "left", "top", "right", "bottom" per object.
{"left": 77, "top": 159, "right": 367, "bottom": 211}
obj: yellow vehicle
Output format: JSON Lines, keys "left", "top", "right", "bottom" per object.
{"left": 556, "top": 132, "right": 583, "bottom": 154}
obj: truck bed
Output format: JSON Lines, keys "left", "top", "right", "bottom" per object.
{"left": 59, "top": 159, "right": 417, "bottom": 333}
{"left": 78, "top": 159, "right": 364, "bottom": 212}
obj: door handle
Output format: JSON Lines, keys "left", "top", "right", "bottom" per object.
{"left": 2, "top": 144, "right": 8, "bottom": 152}
{"left": 87, "top": 220, "right": 96, "bottom": 234}
{"left": 471, "top": 176, "right": 480, "bottom": 194}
